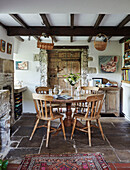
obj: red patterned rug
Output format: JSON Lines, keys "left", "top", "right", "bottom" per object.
{"left": 18, "top": 153, "right": 111, "bottom": 170}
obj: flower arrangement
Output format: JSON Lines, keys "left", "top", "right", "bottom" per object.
{"left": 64, "top": 73, "right": 80, "bottom": 86}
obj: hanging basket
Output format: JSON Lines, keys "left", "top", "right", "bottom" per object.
{"left": 37, "top": 34, "right": 54, "bottom": 50}
{"left": 94, "top": 33, "right": 108, "bottom": 51}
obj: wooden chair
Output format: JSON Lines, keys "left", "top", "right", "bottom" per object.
{"left": 36, "top": 86, "right": 51, "bottom": 94}
{"left": 71, "top": 94, "right": 105, "bottom": 147}
{"left": 36, "top": 86, "right": 60, "bottom": 112}
{"left": 74, "top": 86, "right": 99, "bottom": 115}
{"left": 29, "top": 93, "right": 66, "bottom": 147}
{"left": 81, "top": 86, "right": 99, "bottom": 94}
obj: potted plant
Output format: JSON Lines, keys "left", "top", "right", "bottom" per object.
{"left": 0, "top": 159, "right": 8, "bottom": 170}
{"left": 64, "top": 73, "right": 80, "bottom": 96}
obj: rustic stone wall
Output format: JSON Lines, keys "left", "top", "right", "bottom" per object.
{"left": 0, "top": 58, "right": 14, "bottom": 124}
{"left": 81, "top": 49, "right": 97, "bottom": 86}
{"left": 0, "top": 90, "right": 10, "bottom": 159}
{"left": 39, "top": 49, "right": 48, "bottom": 86}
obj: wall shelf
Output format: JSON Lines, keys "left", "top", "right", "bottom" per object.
{"left": 121, "top": 67, "right": 130, "bottom": 70}
{"left": 121, "top": 80, "right": 130, "bottom": 84}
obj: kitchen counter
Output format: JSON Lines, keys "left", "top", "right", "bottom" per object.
{"left": 14, "top": 86, "right": 27, "bottom": 93}
{"left": 99, "top": 87, "right": 119, "bottom": 91}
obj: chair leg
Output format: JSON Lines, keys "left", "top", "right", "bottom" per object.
{"left": 46, "top": 120, "right": 51, "bottom": 147}
{"left": 60, "top": 118, "right": 66, "bottom": 140}
{"left": 97, "top": 119, "right": 105, "bottom": 140}
{"left": 87, "top": 120, "right": 91, "bottom": 147}
{"left": 71, "top": 118, "right": 77, "bottom": 139}
{"left": 29, "top": 118, "right": 39, "bottom": 140}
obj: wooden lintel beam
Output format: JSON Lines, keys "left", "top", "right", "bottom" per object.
{"left": 88, "top": 14, "right": 105, "bottom": 42}
{"left": 7, "top": 26, "right": 130, "bottom": 36}
{"left": 9, "top": 14, "right": 28, "bottom": 28}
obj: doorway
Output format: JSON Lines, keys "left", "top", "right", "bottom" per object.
{"left": 48, "top": 50, "right": 81, "bottom": 89}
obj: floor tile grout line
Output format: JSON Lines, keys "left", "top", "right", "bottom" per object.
{"left": 73, "top": 138, "right": 78, "bottom": 153}
{"left": 38, "top": 135, "right": 45, "bottom": 154}
{"left": 11, "top": 126, "right": 21, "bottom": 136}
{"left": 111, "top": 122, "right": 116, "bottom": 128}
{"left": 105, "top": 136, "right": 121, "bottom": 163}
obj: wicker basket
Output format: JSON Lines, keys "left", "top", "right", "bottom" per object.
{"left": 94, "top": 34, "right": 108, "bottom": 51}
{"left": 37, "top": 35, "right": 54, "bottom": 50}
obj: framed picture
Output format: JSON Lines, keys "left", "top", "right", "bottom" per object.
{"left": 16, "top": 61, "right": 28, "bottom": 70}
{"left": 7, "top": 43, "right": 12, "bottom": 54}
{"left": 0, "top": 39, "right": 6, "bottom": 52}
{"left": 92, "top": 78, "right": 102, "bottom": 87}
{"left": 99, "top": 56, "right": 119, "bottom": 73}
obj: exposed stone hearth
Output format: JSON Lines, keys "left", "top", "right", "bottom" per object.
{"left": 0, "top": 90, "right": 10, "bottom": 159}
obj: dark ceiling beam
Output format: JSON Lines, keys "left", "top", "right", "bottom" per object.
{"left": 70, "top": 14, "right": 74, "bottom": 42}
{"left": 40, "top": 14, "right": 57, "bottom": 42}
{"left": 88, "top": 14, "right": 105, "bottom": 42}
{"left": 118, "top": 14, "right": 130, "bottom": 28}
{"left": 9, "top": 14, "right": 28, "bottom": 28}
{"left": 7, "top": 26, "right": 130, "bottom": 36}
{"left": 10, "top": 14, "right": 39, "bottom": 41}
{"left": 108, "top": 15, "right": 130, "bottom": 40}
{"left": 70, "top": 36, "right": 73, "bottom": 42}
{"left": 0, "top": 22, "right": 7, "bottom": 29}
{"left": 0, "top": 21, "right": 24, "bottom": 42}
{"left": 119, "top": 36, "right": 130, "bottom": 43}
{"left": 53, "top": 46, "right": 89, "bottom": 49}
{"left": 15, "top": 36, "right": 24, "bottom": 42}
{"left": 40, "top": 14, "right": 50, "bottom": 28}
{"left": 33, "top": 36, "right": 39, "bottom": 41}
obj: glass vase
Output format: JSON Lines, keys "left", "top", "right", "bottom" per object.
{"left": 71, "top": 86, "right": 75, "bottom": 96}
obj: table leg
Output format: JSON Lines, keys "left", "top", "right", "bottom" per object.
{"left": 64, "top": 103, "right": 73, "bottom": 127}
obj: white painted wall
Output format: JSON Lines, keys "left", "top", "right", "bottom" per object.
{"left": 122, "top": 83, "right": 130, "bottom": 120}
{"left": 0, "top": 26, "right": 14, "bottom": 60}
{"left": 14, "top": 39, "right": 122, "bottom": 113}
{"left": 13, "top": 40, "right": 40, "bottom": 113}
{"left": 87, "top": 41, "right": 122, "bottom": 86}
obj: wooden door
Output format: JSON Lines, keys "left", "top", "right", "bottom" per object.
{"left": 48, "top": 51, "right": 81, "bottom": 90}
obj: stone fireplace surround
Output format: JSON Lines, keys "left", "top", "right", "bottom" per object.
{"left": 0, "top": 58, "right": 14, "bottom": 158}
{"left": 0, "top": 90, "right": 10, "bottom": 159}
{"left": 0, "top": 58, "right": 14, "bottom": 124}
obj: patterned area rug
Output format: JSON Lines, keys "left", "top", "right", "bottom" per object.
{"left": 18, "top": 153, "right": 111, "bottom": 170}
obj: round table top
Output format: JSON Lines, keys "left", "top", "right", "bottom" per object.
{"left": 52, "top": 93, "right": 98, "bottom": 103}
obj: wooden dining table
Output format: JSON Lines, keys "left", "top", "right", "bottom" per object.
{"left": 52, "top": 93, "right": 96, "bottom": 127}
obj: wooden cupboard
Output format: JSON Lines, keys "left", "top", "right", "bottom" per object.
{"left": 98, "top": 87, "right": 120, "bottom": 116}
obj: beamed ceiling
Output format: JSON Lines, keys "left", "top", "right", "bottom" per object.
{"left": 0, "top": 13, "right": 130, "bottom": 43}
